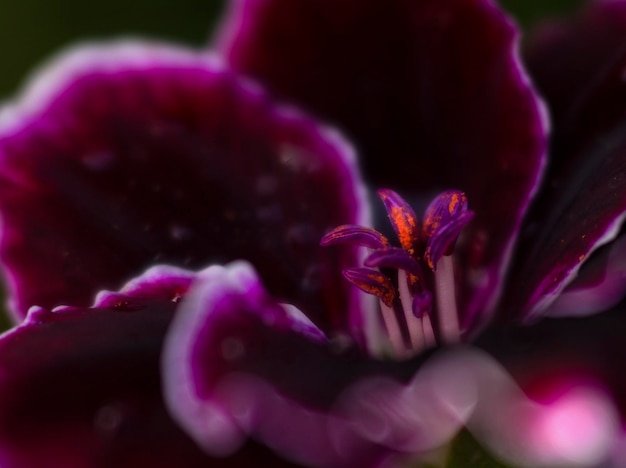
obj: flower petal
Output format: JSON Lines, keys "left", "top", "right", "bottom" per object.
{"left": 525, "top": 0, "right": 626, "bottom": 128}
{"left": 0, "top": 41, "right": 368, "bottom": 336}
{"left": 506, "top": 33, "right": 626, "bottom": 320}
{"left": 164, "top": 264, "right": 618, "bottom": 467}
{"left": 504, "top": 133, "right": 626, "bottom": 319}
{"left": 215, "top": 0, "right": 547, "bottom": 329}
{"left": 547, "top": 236, "right": 626, "bottom": 318}
{"left": 478, "top": 303, "right": 626, "bottom": 456}
{"left": 524, "top": 1, "right": 626, "bottom": 209}
{"left": 0, "top": 266, "right": 292, "bottom": 467}
{"left": 163, "top": 261, "right": 469, "bottom": 466}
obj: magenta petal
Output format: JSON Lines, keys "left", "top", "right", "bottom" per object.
{"left": 163, "top": 262, "right": 466, "bottom": 466}
{"left": 546, "top": 236, "right": 626, "bottom": 318}
{"left": 478, "top": 303, "right": 626, "bottom": 427}
{"left": 0, "top": 267, "right": 293, "bottom": 467}
{"left": 216, "top": 0, "right": 547, "bottom": 330}
{"left": 0, "top": 42, "right": 367, "bottom": 336}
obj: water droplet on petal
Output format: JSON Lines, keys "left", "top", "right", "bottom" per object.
{"left": 287, "top": 223, "right": 317, "bottom": 249}
{"left": 169, "top": 224, "right": 193, "bottom": 242}
{"left": 94, "top": 402, "right": 125, "bottom": 437}
{"left": 221, "top": 337, "right": 245, "bottom": 361}
{"left": 82, "top": 151, "right": 114, "bottom": 171}
{"left": 256, "top": 174, "right": 278, "bottom": 196}
{"left": 279, "top": 144, "right": 319, "bottom": 172}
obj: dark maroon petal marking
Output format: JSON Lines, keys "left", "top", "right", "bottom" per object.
{"left": 342, "top": 267, "right": 395, "bottom": 307}
{"left": 0, "top": 42, "right": 367, "bottom": 337}
{"left": 377, "top": 189, "right": 419, "bottom": 253}
{"left": 0, "top": 267, "right": 294, "bottom": 467}
{"left": 364, "top": 247, "right": 422, "bottom": 276}
{"left": 320, "top": 224, "right": 389, "bottom": 250}
{"left": 163, "top": 262, "right": 460, "bottom": 465}
{"left": 217, "top": 0, "right": 547, "bottom": 327}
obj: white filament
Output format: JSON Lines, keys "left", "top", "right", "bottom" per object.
{"left": 397, "top": 270, "right": 425, "bottom": 352}
{"left": 379, "top": 299, "right": 406, "bottom": 357}
{"left": 434, "top": 255, "right": 460, "bottom": 344}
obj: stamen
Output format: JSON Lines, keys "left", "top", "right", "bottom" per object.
{"left": 423, "top": 190, "right": 475, "bottom": 269}
{"left": 342, "top": 268, "right": 396, "bottom": 307}
{"left": 364, "top": 247, "right": 421, "bottom": 275}
{"left": 379, "top": 300, "right": 407, "bottom": 357}
{"left": 321, "top": 224, "right": 389, "bottom": 249}
{"left": 378, "top": 189, "right": 419, "bottom": 254}
{"left": 397, "top": 270, "right": 425, "bottom": 352}
{"left": 422, "top": 314, "right": 436, "bottom": 348}
{"left": 321, "top": 187, "right": 472, "bottom": 358}
{"left": 434, "top": 255, "right": 461, "bottom": 344}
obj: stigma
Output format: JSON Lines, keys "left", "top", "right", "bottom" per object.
{"left": 321, "top": 189, "right": 474, "bottom": 358}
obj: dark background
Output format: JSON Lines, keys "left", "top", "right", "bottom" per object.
{"left": 0, "top": 0, "right": 584, "bottom": 99}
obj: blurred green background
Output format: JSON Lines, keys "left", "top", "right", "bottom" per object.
{"left": 0, "top": 0, "right": 584, "bottom": 100}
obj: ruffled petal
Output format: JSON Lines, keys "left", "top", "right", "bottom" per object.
{"left": 164, "top": 263, "right": 621, "bottom": 467}
{"left": 216, "top": 0, "right": 547, "bottom": 327}
{"left": 0, "top": 41, "right": 367, "bottom": 336}
{"left": 163, "top": 261, "right": 474, "bottom": 466}
{"left": 0, "top": 265, "right": 293, "bottom": 467}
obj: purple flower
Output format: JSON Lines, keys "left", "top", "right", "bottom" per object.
{"left": 0, "top": 0, "right": 624, "bottom": 466}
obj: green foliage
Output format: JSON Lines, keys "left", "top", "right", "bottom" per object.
{"left": 500, "top": 0, "right": 585, "bottom": 27}
{"left": 0, "top": 0, "right": 225, "bottom": 98}
{"left": 444, "top": 430, "right": 517, "bottom": 468}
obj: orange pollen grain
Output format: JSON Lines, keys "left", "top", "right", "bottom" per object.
{"left": 448, "top": 193, "right": 461, "bottom": 214}
{"left": 423, "top": 215, "right": 441, "bottom": 237}
{"left": 390, "top": 206, "right": 417, "bottom": 251}
{"left": 365, "top": 283, "right": 395, "bottom": 307}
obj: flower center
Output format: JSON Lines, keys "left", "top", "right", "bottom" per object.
{"left": 321, "top": 189, "right": 474, "bottom": 358}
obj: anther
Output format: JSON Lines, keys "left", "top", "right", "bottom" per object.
{"left": 321, "top": 188, "right": 473, "bottom": 359}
